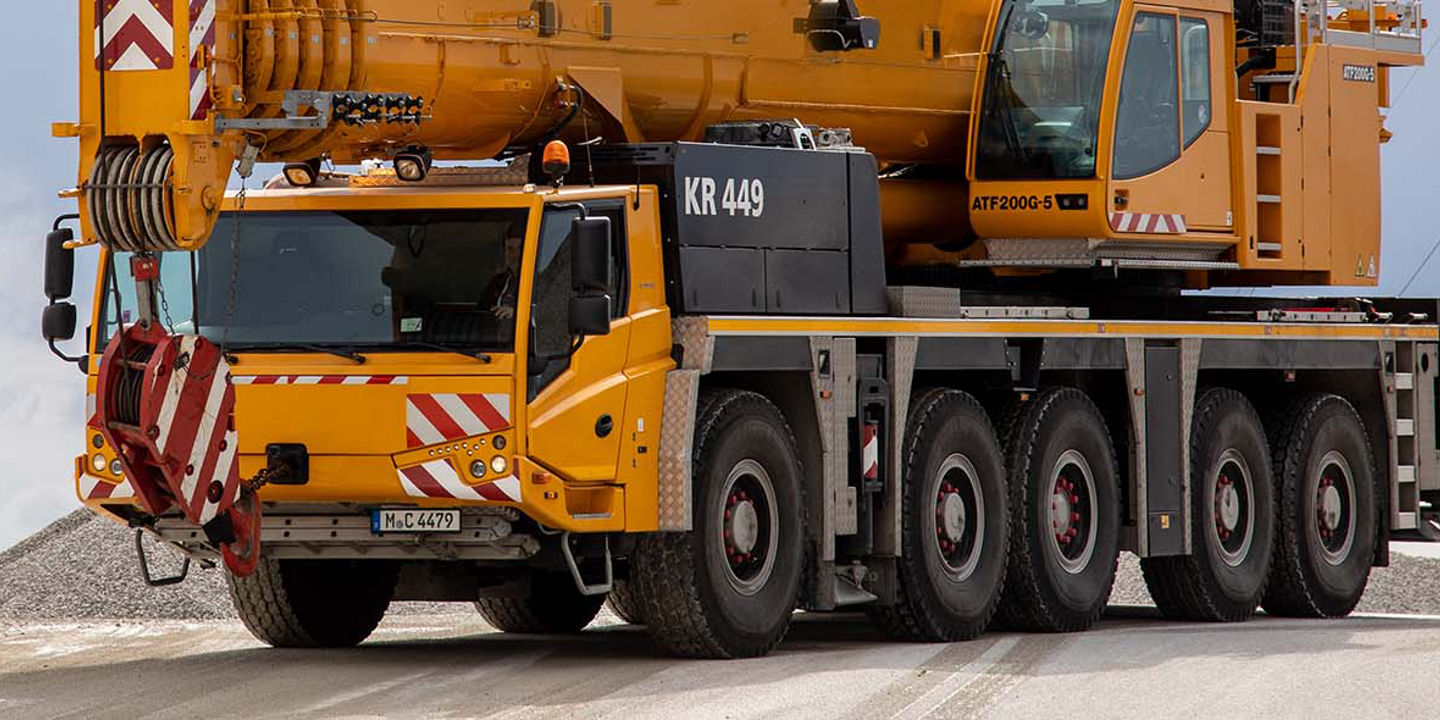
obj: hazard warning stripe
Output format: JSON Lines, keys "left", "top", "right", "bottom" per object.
{"left": 79, "top": 474, "right": 135, "bottom": 501}
{"left": 1109, "top": 212, "right": 1188, "bottom": 235}
{"left": 406, "top": 393, "right": 511, "bottom": 448}
{"left": 231, "top": 375, "right": 408, "bottom": 385}
{"left": 188, "top": 0, "right": 216, "bottom": 119}
{"left": 147, "top": 336, "right": 241, "bottom": 527}
{"left": 862, "top": 424, "right": 880, "bottom": 480}
{"left": 396, "top": 459, "right": 522, "bottom": 502}
{"left": 95, "top": 0, "right": 175, "bottom": 71}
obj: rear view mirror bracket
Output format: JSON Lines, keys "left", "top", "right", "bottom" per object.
{"left": 43, "top": 214, "right": 89, "bottom": 374}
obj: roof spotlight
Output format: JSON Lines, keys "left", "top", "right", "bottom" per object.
{"left": 394, "top": 146, "right": 433, "bottom": 182}
{"left": 283, "top": 158, "right": 322, "bottom": 188}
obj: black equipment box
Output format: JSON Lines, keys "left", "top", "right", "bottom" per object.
{"left": 568, "top": 142, "right": 887, "bottom": 316}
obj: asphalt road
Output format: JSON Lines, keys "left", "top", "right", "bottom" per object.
{"left": 2, "top": 608, "right": 1438, "bottom": 719}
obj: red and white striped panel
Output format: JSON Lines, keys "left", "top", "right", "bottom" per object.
{"left": 95, "top": 0, "right": 175, "bottom": 71}
{"left": 188, "top": 0, "right": 216, "bottom": 119}
{"left": 1109, "top": 212, "right": 1188, "bottom": 234}
{"left": 231, "top": 375, "right": 409, "bottom": 386}
{"left": 149, "top": 335, "right": 240, "bottom": 526}
{"left": 861, "top": 423, "right": 880, "bottom": 480}
{"left": 396, "top": 459, "right": 522, "bottom": 502}
{"left": 79, "top": 474, "right": 135, "bottom": 502}
{"left": 406, "top": 393, "right": 511, "bottom": 448}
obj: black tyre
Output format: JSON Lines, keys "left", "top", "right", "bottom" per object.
{"left": 1263, "top": 394, "right": 1378, "bottom": 618}
{"left": 474, "top": 570, "right": 605, "bottom": 633}
{"left": 227, "top": 558, "right": 399, "bottom": 647}
{"left": 868, "top": 389, "right": 1009, "bottom": 642}
{"left": 997, "top": 387, "right": 1121, "bottom": 632}
{"left": 607, "top": 577, "right": 646, "bottom": 625}
{"left": 1142, "top": 389, "right": 1275, "bottom": 621}
{"left": 633, "top": 389, "right": 805, "bottom": 658}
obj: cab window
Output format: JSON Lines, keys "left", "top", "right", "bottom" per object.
{"left": 1180, "top": 17, "right": 1211, "bottom": 148}
{"left": 529, "top": 203, "right": 628, "bottom": 392}
{"left": 1112, "top": 12, "right": 1180, "bottom": 179}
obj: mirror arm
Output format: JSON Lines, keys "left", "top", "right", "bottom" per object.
{"left": 45, "top": 314, "right": 89, "bottom": 374}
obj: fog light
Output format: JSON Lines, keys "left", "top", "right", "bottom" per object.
{"left": 91, "top": 453, "right": 107, "bottom": 473}
{"left": 469, "top": 459, "right": 487, "bottom": 479}
{"left": 109, "top": 459, "right": 123, "bottom": 476}
{"left": 283, "top": 158, "right": 322, "bottom": 187}
{"left": 490, "top": 455, "right": 508, "bottom": 475}
{"left": 393, "top": 146, "right": 432, "bottom": 182}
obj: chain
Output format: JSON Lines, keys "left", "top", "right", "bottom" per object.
{"left": 156, "top": 265, "right": 176, "bottom": 333}
{"left": 243, "top": 464, "right": 280, "bottom": 494}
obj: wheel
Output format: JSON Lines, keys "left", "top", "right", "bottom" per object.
{"left": 606, "top": 577, "right": 646, "bottom": 625}
{"left": 1142, "top": 389, "right": 1275, "bottom": 621}
{"left": 867, "top": 389, "right": 1009, "bottom": 642}
{"left": 997, "top": 387, "right": 1121, "bottom": 632}
{"left": 474, "top": 570, "right": 605, "bottom": 633}
{"left": 227, "top": 558, "right": 399, "bottom": 647}
{"left": 632, "top": 389, "right": 805, "bottom": 658}
{"left": 1262, "top": 394, "right": 1378, "bottom": 618}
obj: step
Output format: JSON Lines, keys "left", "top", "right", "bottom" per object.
{"left": 1399, "top": 465, "right": 1416, "bottom": 483}
{"left": 1396, "top": 372, "right": 1414, "bottom": 391}
{"left": 1257, "top": 146, "right": 1282, "bottom": 156}
{"left": 1257, "top": 194, "right": 1282, "bottom": 204}
{"left": 1252, "top": 74, "right": 1299, "bottom": 84}
{"left": 1397, "top": 418, "right": 1415, "bottom": 437}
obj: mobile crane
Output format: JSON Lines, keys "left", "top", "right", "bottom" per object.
{"left": 40, "top": 0, "right": 1436, "bottom": 658}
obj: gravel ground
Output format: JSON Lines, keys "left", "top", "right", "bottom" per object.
{"left": 3, "top": 508, "right": 1439, "bottom": 621}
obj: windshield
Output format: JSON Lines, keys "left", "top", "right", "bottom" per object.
{"left": 974, "top": 0, "right": 1122, "bottom": 180}
{"left": 99, "top": 209, "right": 530, "bottom": 352}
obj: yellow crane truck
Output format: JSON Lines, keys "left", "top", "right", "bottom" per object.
{"left": 39, "top": 0, "right": 1436, "bottom": 657}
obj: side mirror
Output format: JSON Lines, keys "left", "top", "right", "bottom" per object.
{"left": 571, "top": 216, "right": 611, "bottom": 294}
{"left": 45, "top": 227, "right": 75, "bottom": 300}
{"left": 42, "top": 302, "right": 77, "bottom": 342}
{"left": 569, "top": 295, "right": 612, "bottom": 337}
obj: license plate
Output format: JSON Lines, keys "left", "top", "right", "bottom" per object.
{"left": 371, "top": 509, "right": 461, "bottom": 534}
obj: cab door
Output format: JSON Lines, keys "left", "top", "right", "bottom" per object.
{"left": 1108, "top": 8, "right": 1232, "bottom": 233}
{"left": 524, "top": 201, "right": 634, "bottom": 487}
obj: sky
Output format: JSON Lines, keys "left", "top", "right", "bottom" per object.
{"left": 0, "top": 8, "right": 1437, "bottom": 551}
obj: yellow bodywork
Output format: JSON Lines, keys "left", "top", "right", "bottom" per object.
{"left": 78, "top": 182, "right": 675, "bottom": 534}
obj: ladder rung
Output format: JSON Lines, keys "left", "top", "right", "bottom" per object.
{"left": 1397, "top": 418, "right": 1415, "bottom": 437}
{"left": 1399, "top": 465, "right": 1416, "bottom": 483}
{"left": 1253, "top": 74, "right": 1299, "bottom": 84}
{"left": 1256, "top": 242, "right": 1283, "bottom": 253}
{"left": 1257, "top": 146, "right": 1282, "bottom": 156}
{"left": 1257, "top": 194, "right": 1282, "bottom": 204}
{"left": 1396, "top": 372, "right": 1414, "bottom": 390}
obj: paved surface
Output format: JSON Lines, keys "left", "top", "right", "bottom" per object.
{"left": 1393, "top": 541, "right": 1440, "bottom": 560}
{"left": 2, "top": 608, "right": 1439, "bottom": 719}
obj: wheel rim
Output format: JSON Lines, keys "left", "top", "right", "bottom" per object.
{"left": 1208, "top": 448, "right": 1256, "bottom": 567}
{"left": 1313, "top": 450, "right": 1356, "bottom": 566}
{"left": 1048, "top": 449, "right": 1097, "bottom": 575}
{"left": 718, "top": 458, "right": 779, "bottom": 596}
{"left": 930, "top": 453, "right": 986, "bottom": 582}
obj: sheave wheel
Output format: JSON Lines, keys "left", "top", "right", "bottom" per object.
{"left": 1263, "top": 394, "right": 1378, "bottom": 618}
{"left": 867, "top": 389, "right": 1009, "bottom": 642}
{"left": 632, "top": 389, "right": 805, "bottom": 658}
{"left": 997, "top": 387, "right": 1121, "bottom": 632}
{"left": 1142, "top": 388, "right": 1275, "bottom": 621}
{"left": 475, "top": 570, "right": 605, "bottom": 633}
{"left": 227, "top": 558, "right": 399, "bottom": 647}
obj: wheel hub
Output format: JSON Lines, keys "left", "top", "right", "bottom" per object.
{"left": 1216, "top": 476, "right": 1241, "bottom": 533}
{"left": 727, "top": 499, "right": 760, "bottom": 554}
{"left": 939, "top": 491, "right": 967, "bottom": 542}
{"left": 1051, "top": 481, "right": 1079, "bottom": 543}
{"left": 1319, "top": 483, "right": 1343, "bottom": 532}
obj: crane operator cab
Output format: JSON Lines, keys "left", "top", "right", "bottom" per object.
{"left": 964, "top": 0, "right": 1420, "bottom": 285}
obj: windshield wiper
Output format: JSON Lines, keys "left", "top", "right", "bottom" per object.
{"left": 224, "top": 343, "right": 367, "bottom": 365}
{"left": 396, "top": 341, "right": 493, "bottom": 363}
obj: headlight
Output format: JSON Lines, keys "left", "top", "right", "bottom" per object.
{"left": 490, "top": 455, "right": 508, "bottom": 475}
{"left": 469, "top": 460, "right": 487, "bottom": 479}
{"left": 90, "top": 453, "right": 107, "bottom": 473}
